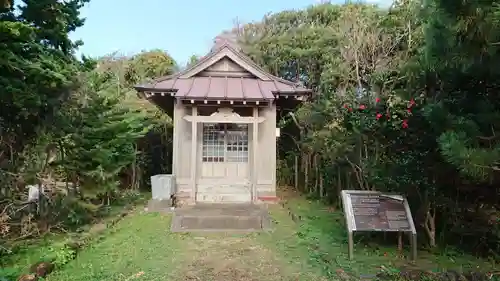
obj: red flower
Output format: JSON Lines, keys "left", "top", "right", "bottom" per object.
{"left": 359, "top": 104, "right": 366, "bottom": 110}
{"left": 348, "top": 108, "right": 353, "bottom": 112}
{"left": 407, "top": 108, "right": 412, "bottom": 113}
{"left": 408, "top": 99, "right": 415, "bottom": 108}
{"left": 343, "top": 104, "right": 348, "bottom": 108}
{"left": 375, "top": 98, "right": 381, "bottom": 103}
{"left": 376, "top": 113, "right": 382, "bottom": 120}
{"left": 402, "top": 119, "right": 409, "bottom": 128}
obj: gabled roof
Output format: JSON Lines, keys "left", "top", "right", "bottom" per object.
{"left": 135, "top": 37, "right": 312, "bottom": 102}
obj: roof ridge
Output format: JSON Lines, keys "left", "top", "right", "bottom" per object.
{"left": 151, "top": 41, "right": 232, "bottom": 85}
{"left": 135, "top": 38, "right": 309, "bottom": 92}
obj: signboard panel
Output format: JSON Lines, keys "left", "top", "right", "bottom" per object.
{"left": 341, "top": 190, "right": 417, "bottom": 261}
{"left": 350, "top": 193, "right": 411, "bottom": 231}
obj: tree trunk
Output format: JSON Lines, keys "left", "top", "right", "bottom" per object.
{"left": 294, "top": 155, "right": 299, "bottom": 189}
{"left": 319, "top": 176, "right": 324, "bottom": 198}
{"left": 304, "top": 152, "right": 310, "bottom": 192}
{"left": 313, "top": 154, "right": 319, "bottom": 196}
{"left": 424, "top": 207, "right": 437, "bottom": 247}
{"left": 421, "top": 192, "right": 437, "bottom": 248}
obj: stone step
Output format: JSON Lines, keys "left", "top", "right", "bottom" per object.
{"left": 195, "top": 192, "right": 252, "bottom": 203}
{"left": 146, "top": 199, "right": 173, "bottom": 213}
{"left": 196, "top": 184, "right": 251, "bottom": 194}
{"left": 177, "top": 215, "right": 262, "bottom": 231}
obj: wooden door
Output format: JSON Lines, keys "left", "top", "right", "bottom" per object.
{"left": 200, "top": 123, "right": 249, "bottom": 181}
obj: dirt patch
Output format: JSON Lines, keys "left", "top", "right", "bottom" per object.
{"left": 175, "top": 235, "right": 303, "bottom": 281}
{"left": 182, "top": 259, "right": 259, "bottom": 281}
{"left": 277, "top": 186, "right": 301, "bottom": 200}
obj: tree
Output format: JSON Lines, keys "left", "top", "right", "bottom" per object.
{"left": 124, "top": 50, "right": 177, "bottom": 86}
{"left": 423, "top": 0, "right": 500, "bottom": 180}
{"left": 0, "top": 0, "right": 88, "bottom": 150}
{"left": 186, "top": 54, "right": 200, "bottom": 68}
{"left": 234, "top": 1, "right": 500, "bottom": 256}
{"left": 56, "top": 71, "right": 154, "bottom": 203}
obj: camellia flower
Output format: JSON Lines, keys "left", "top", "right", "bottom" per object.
{"left": 407, "top": 108, "right": 412, "bottom": 113}
{"left": 348, "top": 108, "right": 353, "bottom": 112}
{"left": 343, "top": 104, "right": 348, "bottom": 108}
{"left": 376, "top": 113, "right": 382, "bottom": 120}
{"left": 359, "top": 104, "right": 366, "bottom": 110}
{"left": 402, "top": 119, "right": 409, "bottom": 128}
{"left": 375, "top": 97, "right": 381, "bottom": 103}
{"left": 408, "top": 99, "right": 415, "bottom": 108}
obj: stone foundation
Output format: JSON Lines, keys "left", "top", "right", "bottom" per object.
{"left": 146, "top": 199, "right": 173, "bottom": 213}
{"left": 171, "top": 203, "right": 271, "bottom": 232}
{"left": 174, "top": 191, "right": 195, "bottom": 207}
{"left": 256, "top": 196, "right": 279, "bottom": 204}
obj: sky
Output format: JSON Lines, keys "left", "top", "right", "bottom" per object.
{"left": 70, "top": 0, "right": 391, "bottom": 66}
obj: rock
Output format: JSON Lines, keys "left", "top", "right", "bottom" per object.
{"left": 17, "top": 274, "right": 36, "bottom": 281}
{"left": 29, "top": 261, "right": 54, "bottom": 278}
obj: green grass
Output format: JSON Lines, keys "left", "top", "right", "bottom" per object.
{"left": 266, "top": 191, "right": 497, "bottom": 279}
{"left": 3, "top": 191, "right": 497, "bottom": 281}
{"left": 47, "top": 212, "right": 185, "bottom": 281}
{"left": 47, "top": 210, "right": 329, "bottom": 281}
{"left": 0, "top": 193, "right": 149, "bottom": 280}
{"left": 1, "top": 234, "right": 67, "bottom": 279}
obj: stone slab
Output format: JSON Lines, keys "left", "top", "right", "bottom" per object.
{"left": 195, "top": 193, "right": 252, "bottom": 203}
{"left": 180, "top": 216, "right": 261, "bottom": 230}
{"left": 145, "top": 199, "right": 173, "bottom": 213}
{"left": 171, "top": 203, "right": 271, "bottom": 233}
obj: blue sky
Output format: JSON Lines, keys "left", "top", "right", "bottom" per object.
{"left": 71, "top": 0, "right": 390, "bottom": 66}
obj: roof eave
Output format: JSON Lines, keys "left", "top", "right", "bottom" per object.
{"left": 177, "top": 96, "right": 273, "bottom": 102}
{"left": 273, "top": 89, "right": 314, "bottom": 95}
{"left": 134, "top": 85, "right": 177, "bottom": 92}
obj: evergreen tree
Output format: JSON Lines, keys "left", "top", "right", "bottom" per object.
{"left": 0, "top": 0, "right": 88, "bottom": 148}
{"left": 424, "top": 0, "right": 500, "bottom": 180}
{"left": 57, "top": 71, "right": 154, "bottom": 202}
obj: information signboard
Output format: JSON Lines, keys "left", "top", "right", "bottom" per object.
{"left": 341, "top": 190, "right": 417, "bottom": 260}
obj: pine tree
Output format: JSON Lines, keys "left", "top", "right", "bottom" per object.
{"left": 57, "top": 72, "right": 154, "bottom": 202}
{"left": 424, "top": 0, "right": 500, "bottom": 180}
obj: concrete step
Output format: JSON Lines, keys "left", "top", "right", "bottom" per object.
{"left": 196, "top": 183, "right": 251, "bottom": 194}
{"left": 195, "top": 192, "right": 252, "bottom": 203}
{"left": 170, "top": 204, "right": 271, "bottom": 232}
{"left": 179, "top": 215, "right": 262, "bottom": 230}
{"left": 146, "top": 199, "right": 173, "bottom": 213}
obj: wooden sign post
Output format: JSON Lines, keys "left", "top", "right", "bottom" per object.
{"left": 341, "top": 190, "right": 417, "bottom": 261}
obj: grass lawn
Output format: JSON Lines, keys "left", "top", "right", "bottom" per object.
{"left": 269, "top": 189, "right": 497, "bottom": 279}
{"left": 4, "top": 190, "right": 497, "bottom": 281}
{"left": 46, "top": 210, "right": 329, "bottom": 281}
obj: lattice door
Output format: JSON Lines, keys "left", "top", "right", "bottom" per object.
{"left": 201, "top": 123, "right": 249, "bottom": 179}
